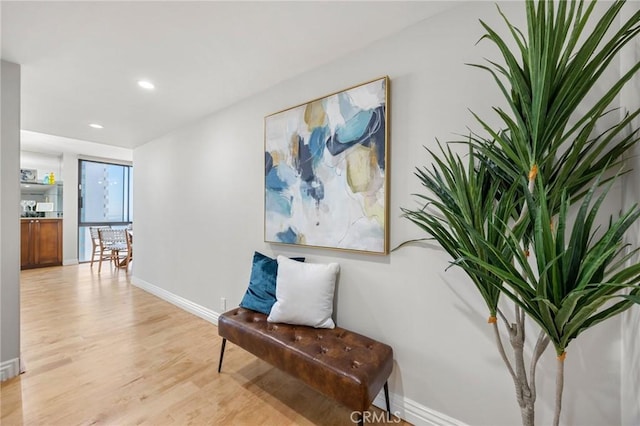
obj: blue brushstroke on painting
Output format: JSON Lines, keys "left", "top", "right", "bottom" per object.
{"left": 265, "top": 153, "right": 296, "bottom": 217}
{"left": 308, "top": 126, "right": 328, "bottom": 167}
{"left": 301, "top": 178, "right": 324, "bottom": 206}
{"left": 296, "top": 137, "right": 315, "bottom": 182}
{"left": 266, "top": 190, "right": 292, "bottom": 217}
{"left": 338, "top": 92, "right": 359, "bottom": 122}
{"left": 266, "top": 167, "right": 288, "bottom": 191}
{"left": 265, "top": 152, "right": 273, "bottom": 175}
{"left": 374, "top": 108, "right": 386, "bottom": 170}
{"left": 277, "top": 163, "right": 297, "bottom": 187}
{"left": 336, "top": 109, "right": 373, "bottom": 143}
{"left": 294, "top": 133, "right": 325, "bottom": 206}
{"left": 326, "top": 106, "right": 385, "bottom": 171}
{"left": 277, "top": 227, "right": 298, "bottom": 244}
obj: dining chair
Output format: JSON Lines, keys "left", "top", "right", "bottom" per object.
{"left": 121, "top": 229, "right": 133, "bottom": 268}
{"left": 97, "top": 228, "right": 128, "bottom": 272}
{"left": 89, "top": 226, "right": 111, "bottom": 267}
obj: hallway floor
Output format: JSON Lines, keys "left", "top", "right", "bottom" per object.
{"left": 1, "top": 264, "right": 399, "bottom": 425}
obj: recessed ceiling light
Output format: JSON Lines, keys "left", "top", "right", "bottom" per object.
{"left": 138, "top": 80, "right": 155, "bottom": 90}
{"left": 89, "top": 123, "right": 104, "bottom": 129}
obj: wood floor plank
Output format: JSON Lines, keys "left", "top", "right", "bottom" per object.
{"left": 1, "top": 264, "right": 405, "bottom": 425}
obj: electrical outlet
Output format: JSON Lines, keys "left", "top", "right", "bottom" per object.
{"left": 220, "top": 297, "right": 227, "bottom": 312}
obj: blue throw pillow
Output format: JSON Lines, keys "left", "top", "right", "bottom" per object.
{"left": 239, "top": 252, "right": 304, "bottom": 314}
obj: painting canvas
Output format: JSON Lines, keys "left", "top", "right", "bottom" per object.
{"left": 264, "top": 77, "right": 389, "bottom": 254}
{"left": 20, "top": 169, "right": 37, "bottom": 182}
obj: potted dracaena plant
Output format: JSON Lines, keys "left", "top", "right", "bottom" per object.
{"left": 402, "top": 1, "right": 640, "bottom": 425}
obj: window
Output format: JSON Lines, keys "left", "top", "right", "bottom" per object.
{"left": 78, "top": 159, "right": 133, "bottom": 262}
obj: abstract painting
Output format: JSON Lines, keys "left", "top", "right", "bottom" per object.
{"left": 264, "top": 77, "right": 389, "bottom": 254}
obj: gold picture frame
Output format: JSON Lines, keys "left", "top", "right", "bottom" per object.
{"left": 264, "top": 76, "right": 389, "bottom": 255}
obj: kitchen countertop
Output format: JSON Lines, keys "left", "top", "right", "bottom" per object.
{"left": 20, "top": 217, "right": 63, "bottom": 220}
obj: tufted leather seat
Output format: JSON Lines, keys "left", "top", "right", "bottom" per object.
{"left": 218, "top": 307, "right": 393, "bottom": 415}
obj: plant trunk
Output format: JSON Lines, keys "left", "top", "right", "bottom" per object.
{"left": 553, "top": 354, "right": 566, "bottom": 426}
{"left": 513, "top": 349, "right": 535, "bottom": 426}
{"left": 519, "top": 402, "right": 535, "bottom": 426}
{"left": 511, "top": 323, "right": 535, "bottom": 426}
{"left": 491, "top": 317, "right": 536, "bottom": 426}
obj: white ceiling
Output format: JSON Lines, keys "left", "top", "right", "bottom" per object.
{"left": 2, "top": 1, "right": 457, "bottom": 149}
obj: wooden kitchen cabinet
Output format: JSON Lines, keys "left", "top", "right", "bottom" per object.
{"left": 21, "top": 218, "right": 62, "bottom": 269}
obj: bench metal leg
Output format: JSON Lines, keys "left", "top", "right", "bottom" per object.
{"left": 217, "top": 338, "right": 227, "bottom": 373}
{"left": 384, "top": 381, "right": 391, "bottom": 413}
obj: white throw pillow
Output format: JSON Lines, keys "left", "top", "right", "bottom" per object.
{"left": 267, "top": 255, "right": 339, "bottom": 329}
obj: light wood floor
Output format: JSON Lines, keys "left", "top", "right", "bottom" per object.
{"left": 1, "top": 264, "right": 403, "bottom": 425}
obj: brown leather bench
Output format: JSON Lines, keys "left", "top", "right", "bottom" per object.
{"left": 217, "top": 307, "right": 394, "bottom": 425}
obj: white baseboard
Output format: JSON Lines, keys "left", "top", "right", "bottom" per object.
{"left": 372, "top": 391, "right": 468, "bottom": 426}
{"left": 130, "top": 276, "right": 465, "bottom": 426}
{"left": 373, "top": 391, "right": 468, "bottom": 426}
{"left": 1, "top": 358, "right": 20, "bottom": 382}
{"left": 131, "top": 276, "right": 219, "bottom": 325}
{"left": 63, "top": 258, "right": 79, "bottom": 266}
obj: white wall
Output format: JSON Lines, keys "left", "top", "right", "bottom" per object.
{"left": 1, "top": 60, "right": 21, "bottom": 381}
{"left": 132, "top": 3, "right": 633, "bottom": 425}
{"left": 61, "top": 152, "right": 78, "bottom": 265}
{"left": 620, "top": 7, "right": 640, "bottom": 424}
